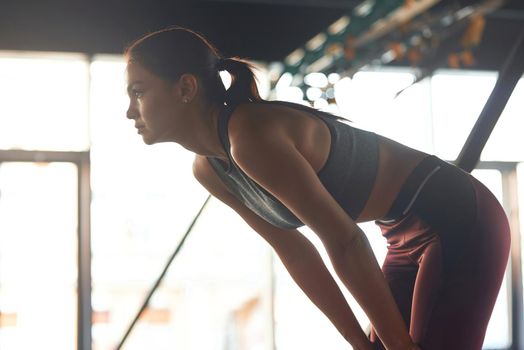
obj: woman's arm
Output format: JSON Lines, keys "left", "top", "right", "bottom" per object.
{"left": 193, "top": 155, "right": 372, "bottom": 349}
{"left": 227, "top": 115, "right": 416, "bottom": 350}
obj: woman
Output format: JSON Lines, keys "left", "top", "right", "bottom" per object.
{"left": 124, "top": 26, "right": 510, "bottom": 350}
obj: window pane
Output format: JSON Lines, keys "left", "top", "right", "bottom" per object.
{"left": 155, "top": 200, "right": 272, "bottom": 350}
{"left": 0, "top": 162, "right": 78, "bottom": 349}
{"left": 431, "top": 70, "right": 497, "bottom": 160}
{"left": 472, "top": 169, "right": 511, "bottom": 349}
{"left": 274, "top": 224, "right": 381, "bottom": 350}
{"left": 0, "top": 52, "right": 89, "bottom": 151}
{"left": 482, "top": 78, "right": 524, "bottom": 161}
{"left": 88, "top": 58, "right": 131, "bottom": 152}
{"left": 333, "top": 69, "right": 433, "bottom": 153}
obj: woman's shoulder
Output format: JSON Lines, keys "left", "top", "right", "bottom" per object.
{"left": 229, "top": 100, "right": 331, "bottom": 138}
{"left": 192, "top": 154, "right": 213, "bottom": 180}
{"left": 227, "top": 101, "right": 290, "bottom": 141}
{"left": 226, "top": 100, "right": 332, "bottom": 175}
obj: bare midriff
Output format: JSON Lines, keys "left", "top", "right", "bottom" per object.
{"left": 356, "top": 136, "right": 428, "bottom": 222}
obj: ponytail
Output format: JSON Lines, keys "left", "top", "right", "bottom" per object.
{"left": 216, "top": 57, "right": 263, "bottom": 105}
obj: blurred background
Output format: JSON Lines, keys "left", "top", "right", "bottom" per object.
{"left": 0, "top": 0, "right": 523, "bottom": 349}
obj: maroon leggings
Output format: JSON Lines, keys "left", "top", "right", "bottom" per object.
{"left": 370, "top": 156, "right": 511, "bottom": 350}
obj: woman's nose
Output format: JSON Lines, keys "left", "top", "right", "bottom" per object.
{"left": 126, "top": 105, "right": 137, "bottom": 120}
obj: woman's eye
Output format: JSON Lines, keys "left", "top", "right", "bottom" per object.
{"left": 133, "top": 90, "right": 144, "bottom": 99}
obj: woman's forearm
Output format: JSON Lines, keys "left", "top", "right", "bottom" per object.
{"left": 327, "top": 227, "right": 413, "bottom": 350}
{"left": 272, "top": 232, "right": 372, "bottom": 349}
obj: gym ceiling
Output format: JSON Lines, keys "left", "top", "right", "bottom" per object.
{"left": 0, "top": 0, "right": 522, "bottom": 72}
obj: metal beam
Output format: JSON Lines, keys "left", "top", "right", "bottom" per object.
{"left": 0, "top": 149, "right": 89, "bottom": 163}
{"left": 116, "top": 195, "right": 212, "bottom": 350}
{"left": 502, "top": 168, "right": 524, "bottom": 350}
{"left": 197, "top": 0, "right": 361, "bottom": 9}
{"left": 456, "top": 28, "right": 524, "bottom": 172}
{"left": 78, "top": 156, "right": 92, "bottom": 350}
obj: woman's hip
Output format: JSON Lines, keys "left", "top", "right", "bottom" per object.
{"left": 375, "top": 155, "right": 510, "bottom": 268}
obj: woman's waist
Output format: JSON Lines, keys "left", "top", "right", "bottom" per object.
{"left": 381, "top": 155, "right": 444, "bottom": 220}
{"left": 376, "top": 155, "right": 477, "bottom": 233}
{"left": 357, "top": 138, "right": 429, "bottom": 221}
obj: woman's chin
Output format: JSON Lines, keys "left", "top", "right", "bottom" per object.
{"left": 142, "top": 137, "right": 156, "bottom": 145}
{"left": 139, "top": 133, "right": 156, "bottom": 145}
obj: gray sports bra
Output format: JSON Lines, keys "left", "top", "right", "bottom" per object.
{"left": 207, "top": 100, "right": 379, "bottom": 229}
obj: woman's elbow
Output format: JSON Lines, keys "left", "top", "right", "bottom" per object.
{"left": 322, "top": 228, "right": 367, "bottom": 261}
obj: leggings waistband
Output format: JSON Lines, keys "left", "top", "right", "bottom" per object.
{"left": 379, "top": 155, "right": 446, "bottom": 222}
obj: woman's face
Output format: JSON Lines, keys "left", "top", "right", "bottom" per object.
{"left": 125, "top": 60, "right": 181, "bottom": 144}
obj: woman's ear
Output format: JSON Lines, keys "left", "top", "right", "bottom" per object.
{"left": 176, "top": 73, "right": 199, "bottom": 103}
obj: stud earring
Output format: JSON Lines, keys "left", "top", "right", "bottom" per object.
{"left": 183, "top": 98, "right": 189, "bottom": 103}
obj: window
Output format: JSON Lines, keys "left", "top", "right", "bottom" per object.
{"left": 0, "top": 52, "right": 89, "bottom": 151}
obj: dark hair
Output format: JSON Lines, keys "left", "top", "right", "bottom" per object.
{"left": 124, "top": 26, "right": 262, "bottom": 106}
{"left": 125, "top": 26, "right": 348, "bottom": 122}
